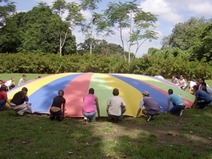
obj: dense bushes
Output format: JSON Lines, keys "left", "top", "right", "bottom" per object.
{"left": 1, "top": 53, "right": 212, "bottom": 79}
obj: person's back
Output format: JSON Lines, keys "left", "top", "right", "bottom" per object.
{"left": 82, "top": 94, "right": 96, "bottom": 113}
{"left": 108, "top": 95, "right": 124, "bottom": 116}
{"left": 168, "top": 94, "right": 184, "bottom": 106}
{"left": 52, "top": 96, "right": 65, "bottom": 109}
{"left": 143, "top": 96, "right": 160, "bottom": 111}
{"left": 10, "top": 91, "right": 28, "bottom": 105}
{"left": 166, "top": 89, "right": 185, "bottom": 116}
{"left": 196, "top": 89, "right": 212, "bottom": 102}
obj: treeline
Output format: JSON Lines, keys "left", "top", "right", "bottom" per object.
{"left": 1, "top": 53, "right": 211, "bottom": 79}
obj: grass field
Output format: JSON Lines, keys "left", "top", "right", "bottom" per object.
{"left": 0, "top": 73, "right": 212, "bottom": 159}
{"left": 0, "top": 108, "right": 211, "bottom": 159}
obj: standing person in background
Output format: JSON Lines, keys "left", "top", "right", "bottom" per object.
{"left": 82, "top": 88, "right": 100, "bottom": 123}
{"left": 49, "top": 90, "right": 66, "bottom": 121}
{"left": 136, "top": 91, "right": 161, "bottom": 122}
{"left": 107, "top": 88, "right": 126, "bottom": 123}
{"left": 18, "top": 74, "right": 27, "bottom": 86}
{"left": 10, "top": 87, "right": 32, "bottom": 115}
{"left": 166, "top": 89, "right": 185, "bottom": 116}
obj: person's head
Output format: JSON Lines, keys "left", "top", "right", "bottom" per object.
{"left": 192, "top": 85, "right": 199, "bottom": 92}
{"left": 113, "top": 88, "right": 119, "bottom": 96}
{"left": 142, "top": 91, "right": 149, "bottom": 97}
{"left": 168, "top": 89, "right": 173, "bottom": 95}
{"left": 22, "top": 74, "right": 26, "bottom": 79}
{"left": 58, "top": 90, "right": 64, "bottom": 96}
{"left": 88, "top": 88, "right": 94, "bottom": 94}
{"left": 199, "top": 77, "right": 205, "bottom": 84}
{"left": 0, "top": 84, "right": 7, "bottom": 92}
{"left": 22, "top": 87, "right": 28, "bottom": 94}
{"left": 180, "top": 75, "right": 184, "bottom": 79}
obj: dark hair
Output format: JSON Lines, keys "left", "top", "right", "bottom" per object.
{"left": 89, "top": 88, "right": 94, "bottom": 94}
{"left": 113, "top": 88, "right": 119, "bottom": 96}
{"left": 58, "top": 90, "right": 64, "bottom": 96}
{"left": 168, "top": 89, "right": 173, "bottom": 94}
{"left": 0, "top": 84, "right": 7, "bottom": 91}
{"left": 22, "top": 87, "right": 28, "bottom": 92}
{"left": 193, "top": 85, "right": 199, "bottom": 90}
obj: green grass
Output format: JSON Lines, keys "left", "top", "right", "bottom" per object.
{"left": 0, "top": 107, "right": 211, "bottom": 159}
{"left": 0, "top": 73, "right": 48, "bottom": 82}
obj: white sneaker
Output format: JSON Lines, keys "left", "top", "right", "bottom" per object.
{"left": 147, "top": 115, "right": 152, "bottom": 122}
{"left": 179, "top": 110, "right": 183, "bottom": 117}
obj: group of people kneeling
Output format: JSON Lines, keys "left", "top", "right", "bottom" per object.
{"left": 0, "top": 84, "right": 211, "bottom": 123}
{"left": 49, "top": 85, "right": 212, "bottom": 123}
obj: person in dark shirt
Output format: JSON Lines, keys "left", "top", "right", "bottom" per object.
{"left": 10, "top": 87, "right": 32, "bottom": 115}
{"left": 49, "top": 90, "right": 66, "bottom": 121}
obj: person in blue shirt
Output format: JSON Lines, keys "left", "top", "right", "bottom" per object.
{"left": 166, "top": 89, "right": 185, "bottom": 116}
{"left": 191, "top": 85, "right": 212, "bottom": 109}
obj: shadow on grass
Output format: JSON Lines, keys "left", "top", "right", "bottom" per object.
{"left": 0, "top": 107, "right": 211, "bottom": 159}
{"left": 0, "top": 110, "right": 104, "bottom": 159}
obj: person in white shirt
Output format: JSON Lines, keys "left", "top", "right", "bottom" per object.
{"left": 18, "top": 74, "right": 26, "bottom": 86}
{"left": 106, "top": 88, "right": 126, "bottom": 123}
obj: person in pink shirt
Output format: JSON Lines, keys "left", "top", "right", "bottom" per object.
{"left": 82, "top": 88, "right": 100, "bottom": 122}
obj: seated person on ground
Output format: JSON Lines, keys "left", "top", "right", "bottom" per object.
{"left": 178, "top": 75, "right": 188, "bottom": 90}
{"left": 82, "top": 88, "right": 100, "bottom": 122}
{"left": 136, "top": 91, "right": 161, "bottom": 122}
{"left": 49, "top": 90, "right": 66, "bottom": 121}
{"left": 166, "top": 89, "right": 185, "bottom": 116}
{"left": 107, "top": 88, "right": 126, "bottom": 123}
{"left": 10, "top": 87, "right": 32, "bottom": 115}
{"left": 171, "top": 75, "right": 178, "bottom": 85}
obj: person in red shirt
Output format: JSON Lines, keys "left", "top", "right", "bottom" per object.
{"left": 0, "top": 85, "right": 9, "bottom": 111}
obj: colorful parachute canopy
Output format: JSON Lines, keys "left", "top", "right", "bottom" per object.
{"left": 7, "top": 73, "right": 195, "bottom": 117}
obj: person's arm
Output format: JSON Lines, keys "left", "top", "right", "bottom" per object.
{"left": 106, "top": 105, "right": 109, "bottom": 114}
{"left": 136, "top": 108, "right": 141, "bottom": 118}
{"left": 62, "top": 103, "right": 65, "bottom": 118}
{"left": 166, "top": 100, "right": 171, "bottom": 112}
{"left": 95, "top": 96, "right": 100, "bottom": 117}
{"left": 191, "top": 97, "right": 197, "bottom": 108}
{"left": 26, "top": 102, "right": 32, "bottom": 113}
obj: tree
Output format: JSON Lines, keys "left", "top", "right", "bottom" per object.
{"left": 80, "top": 0, "right": 102, "bottom": 55}
{"left": 162, "top": 17, "right": 212, "bottom": 61}
{"left": 95, "top": 0, "right": 157, "bottom": 63}
{"left": 52, "top": 0, "right": 85, "bottom": 56}
{"left": 0, "top": 0, "right": 16, "bottom": 26}
{"left": 78, "top": 38, "right": 126, "bottom": 57}
{"left": 0, "top": 4, "right": 76, "bottom": 54}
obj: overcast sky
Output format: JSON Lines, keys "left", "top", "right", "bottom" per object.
{"left": 11, "top": 0, "right": 212, "bottom": 57}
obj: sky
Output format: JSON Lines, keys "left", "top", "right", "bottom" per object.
{"left": 8, "top": 0, "right": 212, "bottom": 57}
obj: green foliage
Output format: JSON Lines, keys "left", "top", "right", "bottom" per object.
{"left": 0, "top": 4, "right": 76, "bottom": 55}
{"left": 162, "top": 17, "right": 212, "bottom": 62}
{"left": 1, "top": 53, "right": 211, "bottom": 79}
